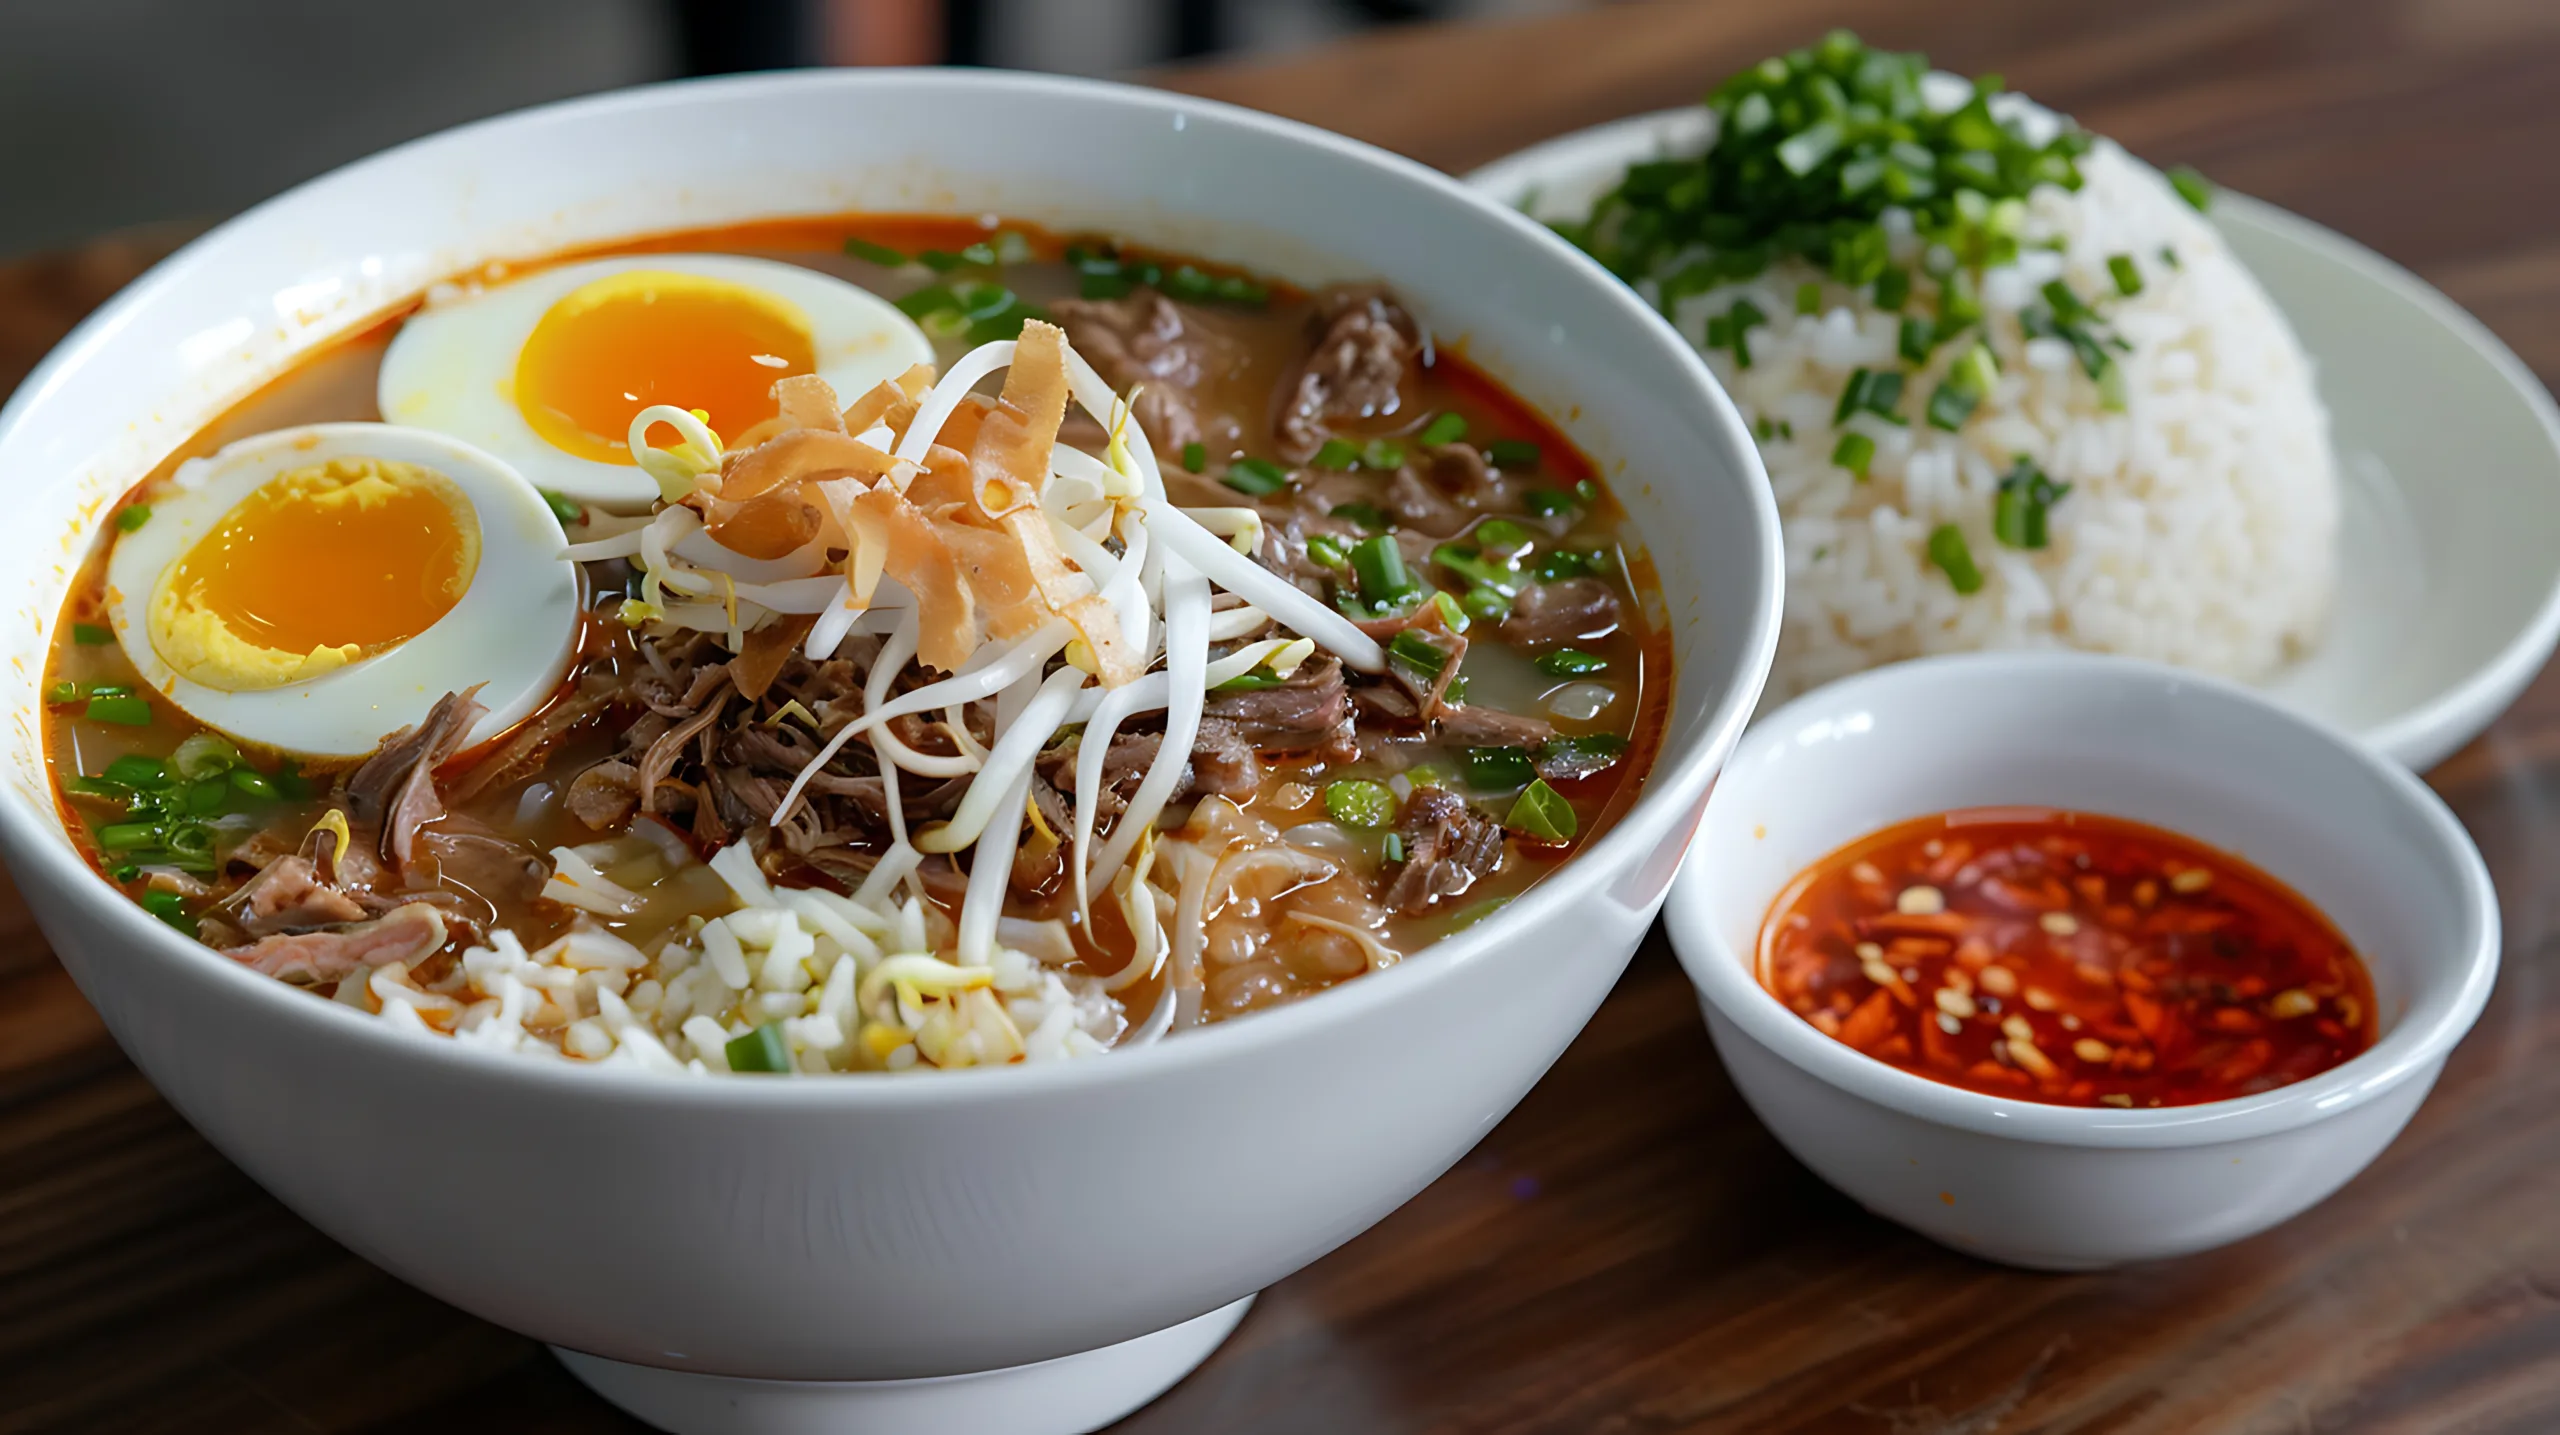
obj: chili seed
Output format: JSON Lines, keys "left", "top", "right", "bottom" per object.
{"left": 2099, "top": 1093, "right": 2135, "bottom": 1108}
{"left": 2008, "top": 1037, "right": 2059, "bottom": 1079}
{"left": 1936, "top": 1012, "right": 1963, "bottom": 1035}
{"left": 2001, "top": 1014, "right": 2034, "bottom": 1042}
{"left": 1853, "top": 941, "right": 1884, "bottom": 960}
{"left": 2060, "top": 1014, "right": 2082, "bottom": 1030}
{"left": 1896, "top": 884, "right": 1945, "bottom": 915}
{"left": 2170, "top": 867, "right": 2214, "bottom": 894}
{"left": 2269, "top": 988, "right": 2317, "bottom": 1019}
{"left": 1976, "top": 964, "right": 2018, "bottom": 997}
{"left": 2022, "top": 986, "right": 2059, "bottom": 1011}
{"left": 1851, "top": 861, "right": 1886, "bottom": 886}
{"left": 2040, "top": 911, "right": 2079, "bottom": 936}
{"left": 2073, "top": 1038, "right": 2114, "bottom": 1064}
{"left": 1934, "top": 987, "right": 1978, "bottom": 1019}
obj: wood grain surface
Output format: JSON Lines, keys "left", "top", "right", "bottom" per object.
{"left": 7, "top": 1, "right": 2560, "bottom": 1429}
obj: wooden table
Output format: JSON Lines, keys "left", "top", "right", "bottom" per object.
{"left": 8, "top": 2, "right": 2560, "bottom": 1428}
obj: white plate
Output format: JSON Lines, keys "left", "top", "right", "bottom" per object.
{"left": 1470, "top": 110, "right": 2560, "bottom": 770}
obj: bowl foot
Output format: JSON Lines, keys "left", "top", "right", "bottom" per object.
{"left": 550, "top": 1296, "right": 1253, "bottom": 1435}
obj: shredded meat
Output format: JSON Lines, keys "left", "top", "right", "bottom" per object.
{"left": 1536, "top": 738, "right": 1625, "bottom": 783}
{"left": 1044, "top": 719, "right": 1263, "bottom": 820}
{"left": 1385, "top": 464, "right": 1468, "bottom": 535}
{"left": 1203, "top": 655, "right": 1358, "bottom": 762}
{"left": 1275, "top": 284, "right": 1421, "bottom": 462}
{"left": 1049, "top": 287, "right": 1242, "bottom": 458}
{"left": 345, "top": 687, "right": 487, "bottom": 870}
{"left": 565, "top": 760, "right": 641, "bottom": 830}
{"left": 222, "top": 903, "right": 448, "bottom": 983}
{"left": 1500, "top": 578, "right": 1623, "bottom": 647}
{"left": 1436, "top": 704, "right": 1555, "bottom": 749}
{"left": 1382, "top": 787, "right": 1505, "bottom": 916}
{"left": 230, "top": 854, "right": 366, "bottom": 935}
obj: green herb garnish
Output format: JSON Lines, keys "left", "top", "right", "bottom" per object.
{"left": 1467, "top": 747, "right": 1538, "bottom": 792}
{"left": 1524, "top": 487, "right": 1580, "bottom": 519}
{"left": 1927, "top": 523, "right": 1984, "bottom": 593}
{"left": 1306, "top": 534, "right": 1350, "bottom": 569}
{"left": 1312, "top": 438, "right": 1363, "bottom": 470}
{"left": 71, "top": 623, "right": 113, "bottom": 646}
{"left": 116, "top": 506, "right": 151, "bottom": 533}
{"left": 1324, "top": 779, "right": 1397, "bottom": 829}
{"left": 2167, "top": 165, "right": 2213, "bottom": 212}
{"left": 1832, "top": 431, "right": 1876, "bottom": 479}
{"left": 82, "top": 695, "right": 151, "bottom": 726}
{"left": 1992, "top": 456, "right": 2070, "bottom": 549}
{"left": 1181, "top": 441, "right": 1207, "bottom": 473}
{"left": 539, "top": 489, "right": 582, "bottom": 528}
{"left": 1536, "top": 648, "right": 1607, "bottom": 676}
{"left": 1330, "top": 501, "right": 1390, "bottom": 533}
{"left": 843, "top": 237, "right": 908, "bottom": 267}
{"left": 1486, "top": 438, "right": 1542, "bottom": 471}
{"left": 1795, "top": 281, "right": 1823, "bottom": 315}
{"left": 725, "top": 1023, "right": 792, "bottom": 1074}
{"left": 1350, "top": 534, "right": 1418, "bottom": 609}
{"left": 1834, "top": 367, "right": 1905, "bottom": 426}
{"left": 1222, "top": 458, "right": 1290, "bottom": 496}
{"left": 1505, "top": 778, "right": 1578, "bottom": 843}
{"left": 2107, "top": 253, "right": 2144, "bottom": 297}
{"left": 1420, "top": 412, "right": 1468, "bottom": 447}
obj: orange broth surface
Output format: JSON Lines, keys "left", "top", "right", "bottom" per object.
{"left": 1757, "top": 808, "right": 2378, "bottom": 1108}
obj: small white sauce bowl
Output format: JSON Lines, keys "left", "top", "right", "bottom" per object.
{"left": 1664, "top": 653, "right": 2499, "bottom": 1270}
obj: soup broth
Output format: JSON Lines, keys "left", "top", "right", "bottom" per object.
{"left": 47, "top": 215, "right": 1668, "bottom": 1073}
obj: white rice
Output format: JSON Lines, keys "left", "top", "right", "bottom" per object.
{"left": 1656, "top": 138, "right": 2337, "bottom": 701}
{"left": 331, "top": 837, "right": 1121, "bottom": 1075}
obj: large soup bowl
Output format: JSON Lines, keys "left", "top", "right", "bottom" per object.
{"left": 0, "top": 72, "right": 1780, "bottom": 1432}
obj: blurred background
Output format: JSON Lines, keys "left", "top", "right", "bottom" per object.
{"left": 0, "top": 0, "right": 1595, "bottom": 257}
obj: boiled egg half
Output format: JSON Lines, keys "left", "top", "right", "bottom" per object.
{"left": 378, "top": 253, "right": 934, "bottom": 508}
{"left": 105, "top": 423, "right": 581, "bottom": 759}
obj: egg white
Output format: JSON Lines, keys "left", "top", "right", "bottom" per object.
{"left": 377, "top": 254, "right": 934, "bottom": 508}
{"left": 105, "top": 423, "right": 582, "bottom": 759}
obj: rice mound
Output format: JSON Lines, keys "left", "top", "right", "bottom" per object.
{"left": 1665, "top": 139, "right": 2337, "bottom": 702}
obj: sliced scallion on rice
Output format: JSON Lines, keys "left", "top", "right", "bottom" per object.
{"left": 1927, "top": 523, "right": 1984, "bottom": 594}
{"left": 1832, "top": 431, "right": 1876, "bottom": 479}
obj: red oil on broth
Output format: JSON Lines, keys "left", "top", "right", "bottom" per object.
{"left": 1757, "top": 808, "right": 2377, "bottom": 1108}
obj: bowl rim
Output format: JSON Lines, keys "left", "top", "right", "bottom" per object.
{"left": 0, "top": 66, "right": 1787, "bottom": 1107}
{"left": 1663, "top": 651, "right": 2501, "bottom": 1150}
{"left": 1466, "top": 106, "right": 2560, "bottom": 775}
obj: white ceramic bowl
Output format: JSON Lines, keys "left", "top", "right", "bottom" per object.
{"left": 0, "top": 71, "right": 1782, "bottom": 1432}
{"left": 1664, "top": 653, "right": 2497, "bottom": 1271}
{"left": 1470, "top": 110, "right": 2560, "bottom": 772}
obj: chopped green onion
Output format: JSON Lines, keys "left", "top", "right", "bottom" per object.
{"left": 1350, "top": 535, "right": 1418, "bottom": 608}
{"left": 1382, "top": 833, "right": 1406, "bottom": 863}
{"left": 1717, "top": 298, "right": 1768, "bottom": 368}
{"left": 1306, "top": 534, "right": 1350, "bottom": 569}
{"left": 1898, "top": 316, "right": 1937, "bottom": 364}
{"left": 115, "top": 505, "right": 151, "bottom": 533}
{"left": 71, "top": 623, "right": 113, "bottom": 646}
{"left": 1079, "top": 272, "right": 1135, "bottom": 301}
{"left": 1795, "top": 281, "right": 1823, "bottom": 315}
{"left": 1163, "top": 265, "right": 1216, "bottom": 302}
{"left": 1486, "top": 438, "right": 1542, "bottom": 471}
{"left": 1523, "top": 487, "right": 1579, "bottom": 518}
{"left": 1924, "top": 382, "right": 1979, "bottom": 432}
{"left": 1181, "top": 441, "right": 1206, "bottom": 473}
{"left": 1473, "top": 518, "right": 1533, "bottom": 553}
{"left": 1951, "top": 342, "right": 1999, "bottom": 396}
{"left": 86, "top": 684, "right": 132, "bottom": 699}
{"left": 1387, "top": 628, "right": 1450, "bottom": 678}
{"left": 893, "top": 284, "right": 958, "bottom": 319}
{"left": 184, "top": 778, "right": 227, "bottom": 816}
{"left": 1324, "top": 779, "right": 1397, "bottom": 829}
{"left": 1311, "top": 438, "right": 1363, "bottom": 470}
{"left": 843, "top": 237, "right": 908, "bottom": 266}
{"left": 102, "top": 754, "right": 170, "bottom": 789}
{"left": 539, "top": 489, "right": 582, "bottom": 528}
{"left": 1575, "top": 478, "right": 1600, "bottom": 503}
{"left": 918, "top": 242, "right": 999, "bottom": 271}
{"left": 1212, "top": 274, "right": 1270, "bottom": 306}
{"left": 138, "top": 888, "right": 195, "bottom": 936}
{"left": 1833, "top": 368, "right": 1906, "bottom": 426}
{"left": 2159, "top": 245, "right": 2182, "bottom": 271}
{"left": 1872, "top": 266, "right": 1910, "bottom": 310}
{"left": 1330, "top": 502, "right": 1390, "bottom": 533}
{"left": 273, "top": 759, "right": 311, "bottom": 801}
{"left": 228, "top": 767, "right": 278, "bottom": 800}
{"left": 1927, "top": 523, "right": 1984, "bottom": 594}
{"left": 1992, "top": 455, "right": 2071, "bottom": 550}
{"left": 1467, "top": 747, "right": 1538, "bottom": 792}
{"left": 1222, "top": 458, "right": 1290, "bottom": 496}
{"left": 2167, "top": 165, "right": 2214, "bottom": 212}
{"left": 2107, "top": 253, "right": 2144, "bottom": 297}
{"left": 725, "top": 1023, "right": 792, "bottom": 1074}
{"left": 66, "top": 775, "right": 120, "bottom": 799}
{"left": 96, "top": 820, "right": 162, "bottom": 851}
{"left": 83, "top": 695, "right": 151, "bottom": 726}
{"left": 1420, "top": 412, "right": 1468, "bottom": 447}
{"left": 1536, "top": 648, "right": 1607, "bottom": 676}
{"left": 1832, "top": 431, "right": 1876, "bottom": 479}
{"left": 1531, "top": 549, "right": 1600, "bottom": 583}
{"left": 46, "top": 681, "right": 76, "bottom": 706}
{"left": 1431, "top": 590, "right": 1471, "bottom": 633}
{"left": 177, "top": 734, "right": 240, "bottom": 779}
{"left": 1446, "top": 896, "right": 1512, "bottom": 932}
{"left": 1361, "top": 438, "right": 1407, "bottom": 471}
{"left": 1215, "top": 672, "right": 1282, "bottom": 692}
{"left": 1504, "top": 778, "right": 1578, "bottom": 843}
{"left": 1938, "top": 270, "right": 1983, "bottom": 329}
{"left": 1443, "top": 676, "right": 1472, "bottom": 704}
{"left": 1459, "top": 586, "right": 1511, "bottom": 627}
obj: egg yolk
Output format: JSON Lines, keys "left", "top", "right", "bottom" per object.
{"left": 514, "top": 270, "right": 816, "bottom": 463}
{"left": 148, "top": 457, "right": 480, "bottom": 692}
